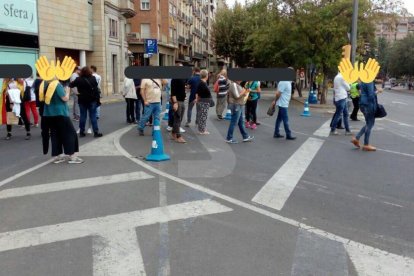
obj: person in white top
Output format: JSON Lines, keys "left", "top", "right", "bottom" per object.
{"left": 70, "top": 67, "right": 81, "bottom": 121}
{"left": 91, "top": 65, "right": 101, "bottom": 120}
{"left": 24, "top": 76, "right": 39, "bottom": 127}
{"left": 122, "top": 77, "right": 137, "bottom": 124}
{"left": 330, "top": 72, "right": 351, "bottom": 135}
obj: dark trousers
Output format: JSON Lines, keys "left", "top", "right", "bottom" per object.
{"left": 6, "top": 99, "right": 30, "bottom": 134}
{"left": 125, "top": 98, "right": 136, "bottom": 123}
{"left": 245, "top": 99, "right": 258, "bottom": 123}
{"left": 135, "top": 98, "right": 143, "bottom": 122}
{"left": 274, "top": 106, "right": 292, "bottom": 137}
{"left": 48, "top": 116, "right": 79, "bottom": 156}
{"left": 350, "top": 97, "right": 360, "bottom": 120}
{"left": 172, "top": 101, "right": 185, "bottom": 137}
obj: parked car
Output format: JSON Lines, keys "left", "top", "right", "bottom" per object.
{"left": 384, "top": 81, "right": 392, "bottom": 90}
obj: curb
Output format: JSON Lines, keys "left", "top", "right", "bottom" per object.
{"left": 291, "top": 97, "right": 334, "bottom": 109}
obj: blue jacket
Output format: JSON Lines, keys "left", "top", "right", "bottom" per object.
{"left": 187, "top": 74, "right": 201, "bottom": 102}
{"left": 359, "top": 82, "right": 377, "bottom": 108}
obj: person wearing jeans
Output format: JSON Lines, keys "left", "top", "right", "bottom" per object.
{"left": 272, "top": 79, "right": 296, "bottom": 140}
{"left": 352, "top": 82, "right": 379, "bottom": 151}
{"left": 69, "top": 66, "right": 103, "bottom": 138}
{"left": 138, "top": 78, "right": 166, "bottom": 135}
{"left": 226, "top": 80, "right": 253, "bottom": 143}
{"left": 330, "top": 72, "right": 351, "bottom": 135}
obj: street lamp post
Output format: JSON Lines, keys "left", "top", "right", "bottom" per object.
{"left": 351, "top": 0, "right": 359, "bottom": 63}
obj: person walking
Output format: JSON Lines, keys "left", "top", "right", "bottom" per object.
{"left": 350, "top": 82, "right": 361, "bottom": 121}
{"left": 24, "top": 75, "right": 39, "bottom": 127}
{"left": 122, "top": 77, "right": 137, "bottom": 124}
{"left": 351, "top": 82, "right": 380, "bottom": 151}
{"left": 133, "top": 78, "right": 143, "bottom": 123}
{"left": 272, "top": 80, "right": 296, "bottom": 140}
{"left": 70, "top": 66, "right": 81, "bottom": 121}
{"left": 215, "top": 70, "right": 230, "bottom": 120}
{"left": 138, "top": 78, "right": 167, "bottom": 136}
{"left": 1, "top": 78, "right": 31, "bottom": 140}
{"left": 330, "top": 72, "right": 351, "bottom": 136}
{"left": 196, "top": 70, "right": 212, "bottom": 135}
{"left": 225, "top": 80, "right": 254, "bottom": 143}
{"left": 69, "top": 66, "right": 103, "bottom": 138}
{"left": 170, "top": 74, "right": 187, "bottom": 143}
{"left": 245, "top": 80, "right": 261, "bottom": 129}
{"left": 186, "top": 67, "right": 201, "bottom": 127}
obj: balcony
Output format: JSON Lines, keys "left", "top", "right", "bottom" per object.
{"left": 186, "top": 38, "right": 192, "bottom": 45}
{"left": 178, "top": 35, "right": 185, "bottom": 44}
{"left": 193, "top": 51, "right": 204, "bottom": 59}
{"left": 203, "top": 51, "right": 208, "bottom": 57}
{"left": 119, "top": 0, "right": 136, "bottom": 18}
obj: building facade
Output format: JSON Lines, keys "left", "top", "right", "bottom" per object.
{"left": 0, "top": 0, "right": 39, "bottom": 89}
{"left": 37, "top": 0, "right": 135, "bottom": 95}
{"left": 375, "top": 16, "right": 414, "bottom": 42}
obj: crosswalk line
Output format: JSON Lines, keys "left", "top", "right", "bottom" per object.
{"left": 313, "top": 119, "right": 332, "bottom": 137}
{"left": 0, "top": 172, "right": 154, "bottom": 200}
{"left": 252, "top": 137, "right": 324, "bottom": 210}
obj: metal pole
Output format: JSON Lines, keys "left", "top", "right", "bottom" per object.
{"left": 351, "top": 0, "right": 359, "bottom": 63}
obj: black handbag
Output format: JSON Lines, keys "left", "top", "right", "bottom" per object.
{"left": 267, "top": 103, "right": 276, "bottom": 116}
{"left": 209, "top": 98, "right": 215, "bottom": 107}
{"left": 375, "top": 104, "right": 387, "bottom": 118}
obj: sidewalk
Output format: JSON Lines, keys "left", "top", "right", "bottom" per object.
{"left": 261, "top": 88, "right": 335, "bottom": 109}
{"left": 67, "top": 93, "right": 124, "bottom": 107}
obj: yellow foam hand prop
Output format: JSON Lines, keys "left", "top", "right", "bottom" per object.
{"left": 35, "top": 56, "right": 56, "bottom": 81}
{"left": 338, "top": 58, "right": 359, "bottom": 84}
{"left": 56, "top": 56, "right": 76, "bottom": 81}
{"left": 359, "top": 58, "right": 380, "bottom": 83}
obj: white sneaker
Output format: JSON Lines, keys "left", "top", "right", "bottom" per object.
{"left": 76, "top": 129, "right": 80, "bottom": 134}
{"left": 68, "top": 156, "right": 84, "bottom": 164}
{"left": 180, "top": 127, "right": 186, "bottom": 133}
{"left": 166, "top": 126, "right": 173, "bottom": 132}
{"left": 87, "top": 128, "right": 92, "bottom": 134}
{"left": 53, "top": 155, "right": 67, "bottom": 164}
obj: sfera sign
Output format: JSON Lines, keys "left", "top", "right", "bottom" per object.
{"left": 0, "top": 0, "right": 38, "bottom": 34}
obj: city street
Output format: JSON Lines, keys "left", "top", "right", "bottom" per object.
{"left": 0, "top": 89, "right": 413, "bottom": 276}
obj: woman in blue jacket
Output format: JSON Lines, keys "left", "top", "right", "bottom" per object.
{"left": 351, "top": 82, "right": 380, "bottom": 151}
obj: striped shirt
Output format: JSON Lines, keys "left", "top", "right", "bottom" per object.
{"left": 217, "top": 75, "right": 229, "bottom": 97}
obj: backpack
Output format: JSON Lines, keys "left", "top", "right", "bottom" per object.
{"left": 213, "top": 79, "right": 219, "bottom": 93}
{"left": 23, "top": 81, "right": 32, "bottom": 102}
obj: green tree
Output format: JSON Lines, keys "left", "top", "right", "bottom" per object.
{"left": 388, "top": 34, "right": 414, "bottom": 77}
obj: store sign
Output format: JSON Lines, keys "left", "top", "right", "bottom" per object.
{"left": 0, "top": 0, "right": 38, "bottom": 34}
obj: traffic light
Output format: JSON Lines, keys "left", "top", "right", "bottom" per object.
{"left": 341, "top": 44, "right": 351, "bottom": 60}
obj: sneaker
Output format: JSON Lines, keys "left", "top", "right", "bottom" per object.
{"left": 345, "top": 131, "right": 353, "bottom": 136}
{"left": 53, "top": 155, "right": 67, "bottom": 164}
{"left": 217, "top": 116, "right": 223, "bottom": 121}
{"left": 73, "top": 117, "right": 79, "bottom": 122}
{"left": 34, "top": 124, "right": 39, "bottom": 128}
{"left": 351, "top": 137, "right": 360, "bottom": 148}
{"left": 25, "top": 133, "right": 31, "bottom": 140}
{"left": 243, "top": 136, "right": 254, "bottom": 142}
{"left": 185, "top": 122, "right": 190, "bottom": 127}
{"left": 245, "top": 122, "right": 251, "bottom": 129}
{"left": 180, "top": 127, "right": 186, "bottom": 133}
{"left": 330, "top": 130, "right": 339, "bottom": 135}
{"left": 362, "top": 145, "right": 376, "bottom": 151}
{"left": 255, "top": 122, "right": 261, "bottom": 126}
{"left": 274, "top": 134, "right": 284, "bottom": 138}
{"left": 250, "top": 123, "right": 257, "bottom": 130}
{"left": 337, "top": 126, "right": 345, "bottom": 130}
{"left": 79, "top": 132, "right": 86, "bottom": 137}
{"left": 286, "top": 136, "right": 297, "bottom": 140}
{"left": 166, "top": 126, "right": 173, "bottom": 132}
{"left": 138, "top": 129, "right": 144, "bottom": 136}
{"left": 68, "top": 156, "right": 84, "bottom": 164}
{"left": 198, "top": 131, "right": 210, "bottom": 135}
{"left": 94, "top": 132, "right": 103, "bottom": 138}
{"left": 87, "top": 128, "right": 92, "bottom": 134}
{"left": 4, "top": 133, "right": 11, "bottom": 140}
{"left": 226, "top": 139, "right": 238, "bottom": 144}
{"left": 76, "top": 129, "right": 80, "bottom": 134}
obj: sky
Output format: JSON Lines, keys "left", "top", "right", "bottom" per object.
{"left": 224, "top": 0, "right": 414, "bottom": 15}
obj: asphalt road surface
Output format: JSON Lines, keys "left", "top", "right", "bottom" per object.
{"left": 0, "top": 88, "right": 413, "bottom": 276}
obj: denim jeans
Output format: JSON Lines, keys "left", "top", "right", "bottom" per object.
{"left": 138, "top": 103, "right": 161, "bottom": 130}
{"left": 356, "top": 105, "right": 376, "bottom": 145}
{"left": 226, "top": 104, "right": 248, "bottom": 140}
{"left": 274, "top": 106, "right": 292, "bottom": 137}
{"left": 331, "top": 99, "right": 350, "bottom": 132}
{"left": 135, "top": 98, "right": 143, "bottom": 122}
{"left": 187, "top": 99, "right": 199, "bottom": 124}
{"left": 79, "top": 101, "right": 99, "bottom": 133}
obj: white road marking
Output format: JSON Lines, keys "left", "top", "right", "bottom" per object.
{"left": 113, "top": 127, "right": 414, "bottom": 275}
{"left": 392, "top": 101, "right": 408, "bottom": 105}
{"left": 158, "top": 175, "right": 171, "bottom": 276}
{"left": 382, "top": 201, "right": 404, "bottom": 208}
{"left": 0, "top": 125, "right": 135, "bottom": 189}
{"left": 79, "top": 130, "right": 124, "bottom": 156}
{"left": 384, "top": 118, "right": 413, "bottom": 127}
{"left": 0, "top": 172, "right": 153, "bottom": 200}
{"left": 313, "top": 119, "right": 332, "bottom": 137}
{"left": 0, "top": 199, "right": 232, "bottom": 253}
{"left": 93, "top": 229, "right": 146, "bottom": 276}
{"left": 251, "top": 137, "right": 325, "bottom": 210}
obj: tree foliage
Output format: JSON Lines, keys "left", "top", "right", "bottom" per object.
{"left": 388, "top": 34, "right": 414, "bottom": 77}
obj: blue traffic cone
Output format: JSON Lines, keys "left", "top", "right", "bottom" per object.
{"left": 146, "top": 125, "right": 171, "bottom": 162}
{"left": 224, "top": 109, "right": 232, "bottom": 120}
{"left": 162, "top": 102, "right": 170, "bottom": 121}
{"left": 308, "top": 90, "right": 318, "bottom": 104}
{"left": 301, "top": 100, "right": 311, "bottom": 117}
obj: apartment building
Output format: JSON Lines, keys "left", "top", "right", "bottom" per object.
{"left": 37, "top": 0, "right": 135, "bottom": 95}
{"left": 375, "top": 16, "right": 414, "bottom": 42}
{"left": 128, "top": 0, "right": 177, "bottom": 66}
